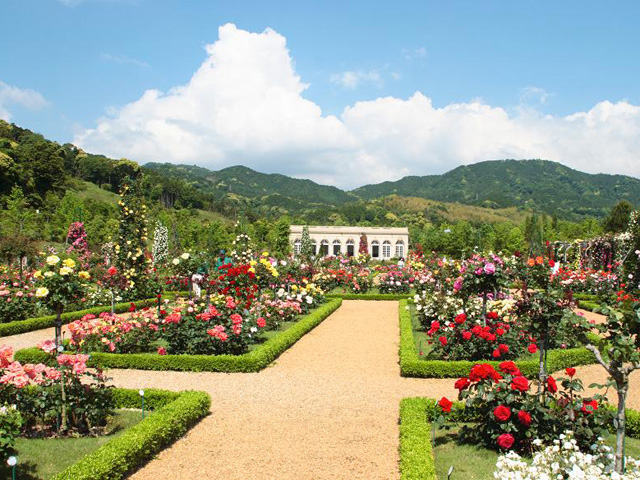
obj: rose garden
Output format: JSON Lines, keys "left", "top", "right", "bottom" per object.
{"left": 1, "top": 179, "right": 640, "bottom": 479}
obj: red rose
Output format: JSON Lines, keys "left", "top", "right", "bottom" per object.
{"left": 471, "top": 325, "right": 482, "bottom": 335}
{"left": 469, "top": 363, "right": 502, "bottom": 382}
{"left": 128, "top": 303, "right": 136, "bottom": 312}
{"left": 492, "top": 349, "right": 501, "bottom": 358}
{"left": 581, "top": 399, "right": 598, "bottom": 415}
{"left": 487, "top": 311, "right": 499, "bottom": 320}
{"left": 517, "top": 410, "right": 531, "bottom": 427}
{"left": 498, "top": 344, "right": 509, "bottom": 354}
{"left": 499, "top": 361, "right": 521, "bottom": 376}
{"left": 157, "top": 347, "right": 166, "bottom": 356}
{"left": 454, "top": 313, "right": 467, "bottom": 324}
{"left": 439, "top": 336, "right": 448, "bottom": 346}
{"left": 566, "top": 367, "right": 576, "bottom": 378}
{"left": 546, "top": 376, "right": 558, "bottom": 394}
{"left": 511, "top": 376, "right": 529, "bottom": 392}
{"left": 462, "top": 331, "right": 472, "bottom": 341}
{"left": 527, "top": 344, "right": 538, "bottom": 354}
{"left": 454, "top": 377, "right": 470, "bottom": 391}
{"left": 257, "top": 317, "right": 266, "bottom": 328}
{"left": 496, "top": 327, "right": 505, "bottom": 336}
{"left": 497, "top": 433, "right": 515, "bottom": 450}
{"left": 493, "top": 405, "right": 511, "bottom": 422}
{"left": 438, "top": 397, "right": 453, "bottom": 413}
{"left": 107, "top": 266, "right": 118, "bottom": 276}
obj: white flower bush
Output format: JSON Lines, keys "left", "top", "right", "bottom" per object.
{"left": 495, "top": 432, "right": 640, "bottom": 480}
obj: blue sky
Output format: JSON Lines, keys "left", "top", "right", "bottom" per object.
{"left": 1, "top": 0, "right": 640, "bottom": 188}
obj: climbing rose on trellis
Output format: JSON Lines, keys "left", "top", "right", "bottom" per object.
{"left": 359, "top": 234, "right": 368, "bottom": 255}
{"left": 66, "top": 222, "right": 89, "bottom": 259}
{"left": 152, "top": 221, "right": 169, "bottom": 265}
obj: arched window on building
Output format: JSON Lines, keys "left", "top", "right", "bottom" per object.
{"left": 320, "top": 239, "right": 329, "bottom": 256}
{"left": 332, "top": 240, "right": 341, "bottom": 256}
{"left": 311, "top": 240, "right": 317, "bottom": 256}
{"left": 294, "top": 239, "right": 301, "bottom": 256}
{"left": 346, "top": 239, "right": 355, "bottom": 257}
{"left": 395, "top": 240, "right": 405, "bottom": 259}
{"left": 371, "top": 240, "right": 380, "bottom": 259}
{"left": 382, "top": 240, "right": 391, "bottom": 258}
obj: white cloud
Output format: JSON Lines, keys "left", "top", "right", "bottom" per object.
{"left": 402, "top": 46, "right": 427, "bottom": 61}
{"left": 100, "top": 53, "right": 149, "bottom": 67}
{"left": 330, "top": 70, "right": 383, "bottom": 89}
{"left": 75, "top": 24, "right": 640, "bottom": 189}
{"left": 520, "top": 86, "right": 553, "bottom": 105}
{"left": 0, "top": 81, "right": 49, "bottom": 121}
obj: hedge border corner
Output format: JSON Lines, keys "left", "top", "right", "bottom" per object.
{"left": 51, "top": 388, "right": 210, "bottom": 480}
{"left": 16, "top": 298, "right": 343, "bottom": 373}
{"left": 399, "top": 299, "right": 597, "bottom": 378}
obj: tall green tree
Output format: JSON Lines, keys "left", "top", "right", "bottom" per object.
{"left": 603, "top": 200, "right": 634, "bottom": 233}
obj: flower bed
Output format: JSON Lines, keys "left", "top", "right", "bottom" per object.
{"left": 16, "top": 298, "right": 342, "bottom": 372}
{"left": 398, "top": 300, "right": 596, "bottom": 378}
{"left": 399, "top": 397, "right": 640, "bottom": 480}
{"left": 0, "top": 292, "right": 185, "bottom": 337}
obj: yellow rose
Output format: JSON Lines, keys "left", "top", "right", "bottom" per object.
{"left": 62, "top": 258, "right": 76, "bottom": 268}
{"left": 78, "top": 271, "right": 90, "bottom": 280}
{"left": 181, "top": 253, "right": 190, "bottom": 260}
{"left": 59, "top": 266, "right": 73, "bottom": 276}
{"left": 44, "top": 271, "right": 55, "bottom": 278}
{"left": 34, "top": 270, "right": 43, "bottom": 279}
{"left": 46, "top": 255, "right": 60, "bottom": 265}
{"left": 35, "top": 287, "right": 49, "bottom": 298}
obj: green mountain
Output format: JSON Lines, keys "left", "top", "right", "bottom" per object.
{"left": 143, "top": 162, "right": 358, "bottom": 209}
{"left": 353, "top": 159, "right": 640, "bottom": 220}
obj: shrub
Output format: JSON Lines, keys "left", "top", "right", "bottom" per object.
{"left": 0, "top": 404, "right": 21, "bottom": 460}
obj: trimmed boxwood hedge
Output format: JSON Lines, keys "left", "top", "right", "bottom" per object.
{"left": 399, "top": 396, "right": 640, "bottom": 479}
{"left": 16, "top": 298, "right": 343, "bottom": 372}
{"left": 51, "top": 388, "right": 210, "bottom": 480}
{"left": 0, "top": 292, "right": 186, "bottom": 338}
{"left": 399, "top": 299, "right": 597, "bottom": 378}
{"left": 326, "top": 292, "right": 411, "bottom": 301}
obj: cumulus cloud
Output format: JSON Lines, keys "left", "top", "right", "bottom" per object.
{"left": 330, "top": 70, "right": 383, "bottom": 89}
{"left": 75, "top": 24, "right": 640, "bottom": 189}
{"left": 0, "top": 81, "right": 49, "bottom": 121}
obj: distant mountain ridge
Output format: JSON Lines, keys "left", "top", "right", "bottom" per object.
{"left": 145, "top": 159, "right": 640, "bottom": 220}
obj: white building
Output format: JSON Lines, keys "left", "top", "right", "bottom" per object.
{"left": 290, "top": 226, "right": 410, "bottom": 260}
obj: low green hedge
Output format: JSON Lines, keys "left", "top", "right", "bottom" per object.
{"left": 52, "top": 388, "right": 210, "bottom": 480}
{"left": 0, "top": 292, "right": 185, "bottom": 338}
{"left": 578, "top": 300, "right": 600, "bottom": 312}
{"left": 400, "top": 396, "right": 640, "bottom": 480}
{"left": 399, "top": 300, "right": 597, "bottom": 378}
{"left": 16, "top": 298, "right": 343, "bottom": 372}
{"left": 326, "top": 292, "right": 411, "bottom": 300}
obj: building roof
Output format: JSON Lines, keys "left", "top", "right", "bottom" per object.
{"left": 290, "top": 225, "right": 408, "bottom": 235}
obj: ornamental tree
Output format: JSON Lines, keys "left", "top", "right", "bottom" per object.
{"left": 33, "top": 254, "right": 90, "bottom": 347}
{"left": 358, "top": 233, "right": 368, "bottom": 255}
{"left": 575, "top": 298, "right": 640, "bottom": 473}
{"left": 114, "top": 179, "right": 149, "bottom": 296}
{"left": 66, "top": 221, "right": 90, "bottom": 262}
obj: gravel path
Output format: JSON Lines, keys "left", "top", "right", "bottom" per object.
{"left": 3, "top": 301, "right": 638, "bottom": 478}
{"left": 110, "top": 301, "right": 454, "bottom": 480}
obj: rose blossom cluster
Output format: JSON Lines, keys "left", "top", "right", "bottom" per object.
{"left": 0, "top": 345, "right": 61, "bottom": 388}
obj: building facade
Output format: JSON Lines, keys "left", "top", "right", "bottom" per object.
{"left": 289, "top": 226, "right": 410, "bottom": 260}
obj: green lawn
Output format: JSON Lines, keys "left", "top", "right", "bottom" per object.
{"left": 434, "top": 425, "right": 640, "bottom": 480}
{"left": 0, "top": 409, "right": 146, "bottom": 479}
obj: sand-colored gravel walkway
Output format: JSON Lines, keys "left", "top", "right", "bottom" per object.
{"left": 3, "top": 301, "right": 640, "bottom": 479}
{"left": 110, "top": 301, "right": 454, "bottom": 479}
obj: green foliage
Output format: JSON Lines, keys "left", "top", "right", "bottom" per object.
{"left": 399, "top": 397, "right": 437, "bottom": 480}
{"left": 16, "top": 299, "right": 342, "bottom": 372}
{"left": 50, "top": 389, "right": 210, "bottom": 480}
{"left": 603, "top": 200, "right": 634, "bottom": 233}
{"left": 300, "top": 225, "right": 313, "bottom": 260}
{"left": 0, "top": 405, "right": 22, "bottom": 460}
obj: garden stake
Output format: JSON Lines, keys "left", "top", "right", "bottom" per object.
{"left": 140, "top": 389, "right": 145, "bottom": 419}
{"left": 447, "top": 465, "right": 454, "bottom": 480}
{"left": 7, "top": 456, "right": 16, "bottom": 480}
